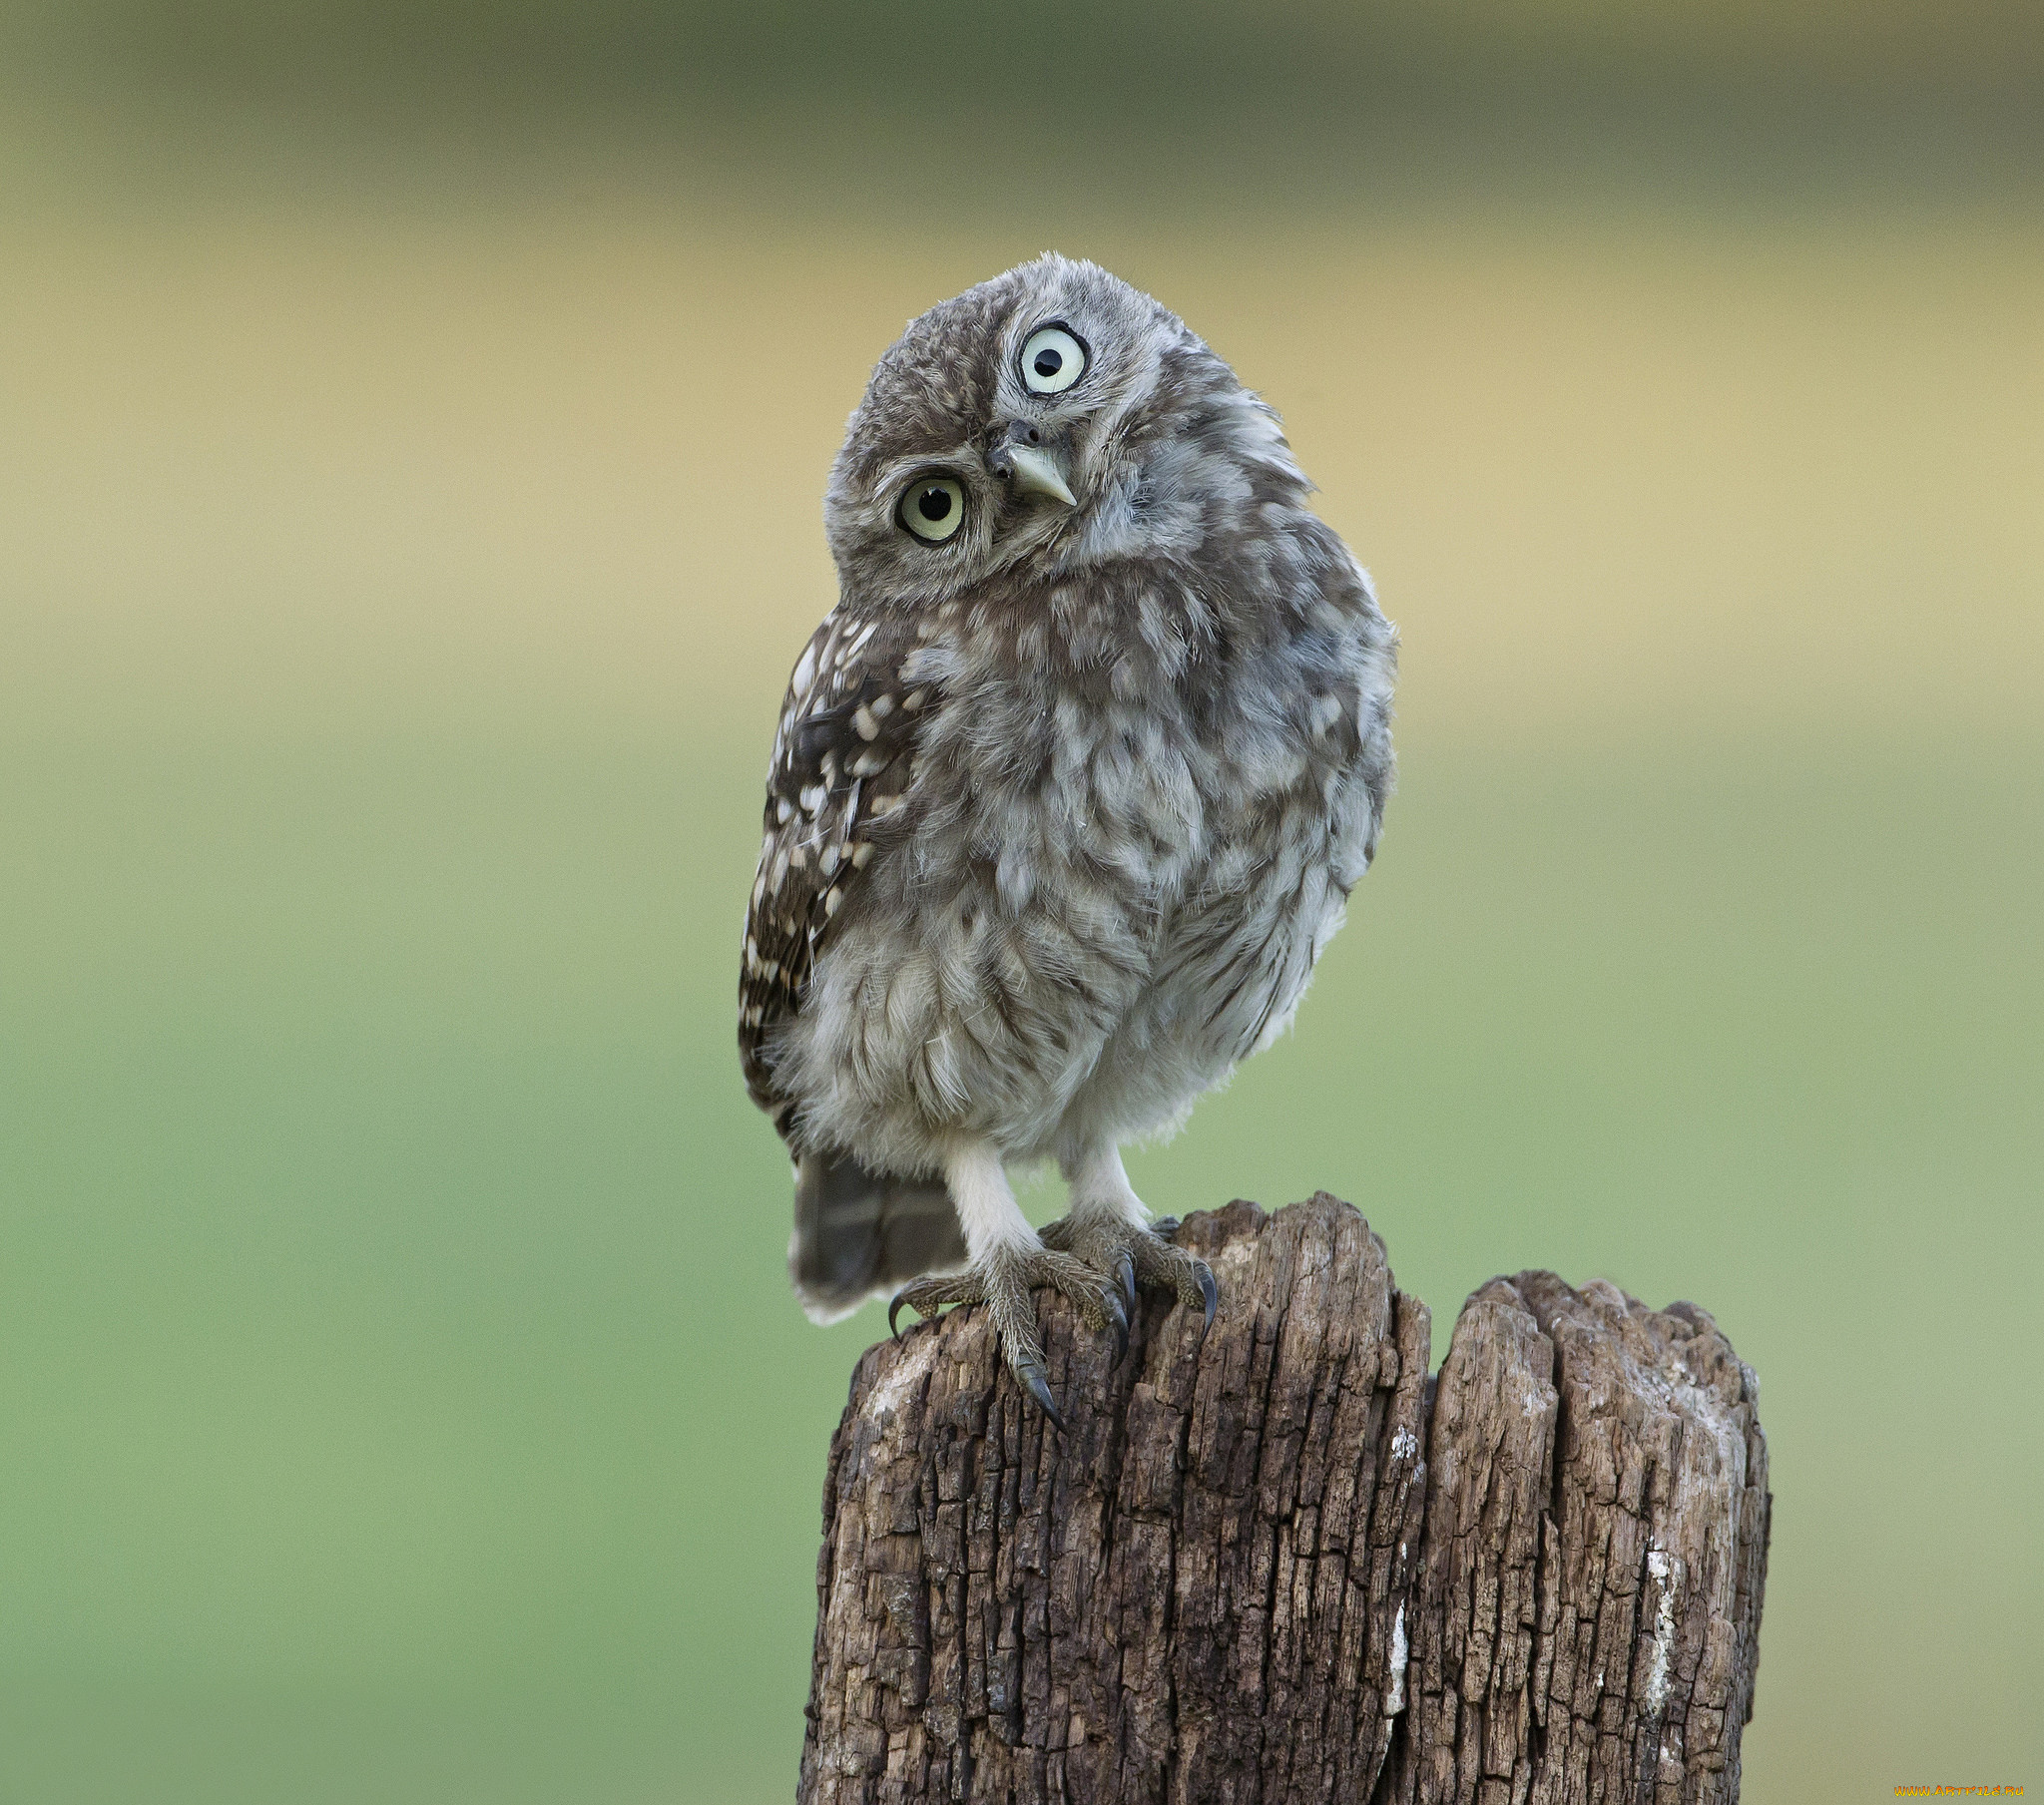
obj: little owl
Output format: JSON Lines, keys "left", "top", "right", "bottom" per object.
{"left": 739, "top": 255, "right": 1395, "bottom": 1422}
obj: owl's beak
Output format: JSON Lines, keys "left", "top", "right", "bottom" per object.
{"left": 990, "top": 441, "right": 1077, "bottom": 508}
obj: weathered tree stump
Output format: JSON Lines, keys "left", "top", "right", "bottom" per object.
{"left": 798, "top": 1196, "right": 1770, "bottom": 1805}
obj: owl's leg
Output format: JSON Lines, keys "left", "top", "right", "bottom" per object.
{"left": 1042, "top": 1144, "right": 1218, "bottom": 1335}
{"left": 887, "top": 1141, "right": 1129, "bottom": 1427}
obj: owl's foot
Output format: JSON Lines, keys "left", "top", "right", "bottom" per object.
{"left": 887, "top": 1242, "right": 1130, "bottom": 1429}
{"left": 1039, "top": 1213, "right": 1219, "bottom": 1340}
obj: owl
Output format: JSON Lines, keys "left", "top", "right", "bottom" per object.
{"left": 739, "top": 255, "right": 1395, "bottom": 1423}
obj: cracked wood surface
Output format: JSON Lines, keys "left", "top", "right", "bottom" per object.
{"left": 797, "top": 1197, "right": 1769, "bottom": 1805}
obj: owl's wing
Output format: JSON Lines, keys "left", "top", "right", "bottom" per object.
{"left": 740, "top": 605, "right": 933, "bottom": 1141}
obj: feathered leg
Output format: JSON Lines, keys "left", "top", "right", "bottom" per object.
{"left": 888, "top": 1141, "right": 1129, "bottom": 1427}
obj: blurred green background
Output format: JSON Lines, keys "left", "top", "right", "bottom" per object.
{"left": 2, "top": 2, "right": 2040, "bottom": 1799}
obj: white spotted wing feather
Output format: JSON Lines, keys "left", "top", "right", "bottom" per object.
{"left": 739, "top": 607, "right": 930, "bottom": 1142}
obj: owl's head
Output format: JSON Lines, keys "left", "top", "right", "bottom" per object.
{"left": 823, "top": 255, "right": 1306, "bottom": 607}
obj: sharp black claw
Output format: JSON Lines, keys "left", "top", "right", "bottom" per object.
{"left": 1105, "top": 1290, "right": 1130, "bottom": 1362}
{"left": 1020, "top": 1362, "right": 1065, "bottom": 1430}
{"left": 888, "top": 1294, "right": 910, "bottom": 1342}
{"left": 1197, "top": 1263, "right": 1218, "bottom": 1342}
{"left": 1115, "top": 1249, "right": 1138, "bottom": 1314}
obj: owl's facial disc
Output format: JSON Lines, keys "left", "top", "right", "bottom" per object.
{"left": 987, "top": 421, "right": 1077, "bottom": 508}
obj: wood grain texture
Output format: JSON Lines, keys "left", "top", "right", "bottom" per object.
{"left": 1381, "top": 1271, "right": 1770, "bottom": 1804}
{"left": 798, "top": 1197, "right": 1769, "bottom": 1805}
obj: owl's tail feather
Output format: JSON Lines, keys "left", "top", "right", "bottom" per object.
{"left": 789, "top": 1152, "right": 967, "bottom": 1325}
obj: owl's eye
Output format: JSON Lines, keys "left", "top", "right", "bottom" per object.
{"left": 897, "top": 476, "right": 966, "bottom": 543}
{"left": 1020, "top": 324, "right": 1087, "bottom": 395}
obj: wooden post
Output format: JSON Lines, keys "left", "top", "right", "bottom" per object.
{"left": 797, "top": 1195, "right": 1771, "bottom": 1805}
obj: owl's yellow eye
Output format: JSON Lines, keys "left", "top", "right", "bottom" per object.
{"left": 898, "top": 476, "right": 966, "bottom": 543}
{"left": 1021, "top": 324, "right": 1087, "bottom": 395}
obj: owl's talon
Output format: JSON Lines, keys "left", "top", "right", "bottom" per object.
{"left": 921, "top": 1241, "right": 1139, "bottom": 1422}
{"left": 1105, "top": 1289, "right": 1130, "bottom": 1362}
{"left": 1114, "top": 1249, "right": 1139, "bottom": 1316}
{"left": 1016, "top": 1357, "right": 1065, "bottom": 1431}
{"left": 1035, "top": 1213, "right": 1223, "bottom": 1353}
{"left": 886, "top": 1225, "right": 1202, "bottom": 1421}
{"left": 888, "top": 1269, "right": 982, "bottom": 1341}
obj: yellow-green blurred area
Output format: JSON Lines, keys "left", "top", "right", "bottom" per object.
{"left": 2, "top": 2, "right": 2041, "bottom": 1799}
